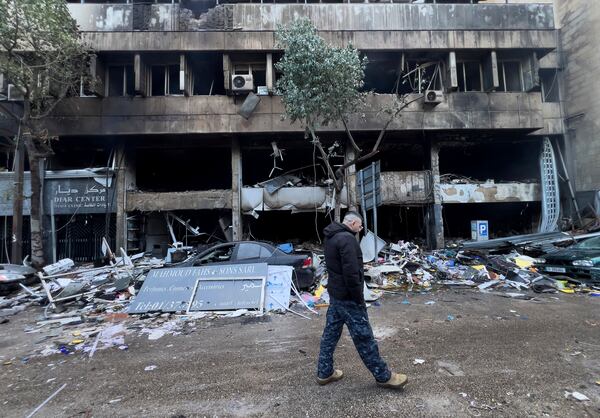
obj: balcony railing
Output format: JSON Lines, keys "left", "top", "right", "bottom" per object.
{"left": 67, "top": 3, "right": 554, "bottom": 32}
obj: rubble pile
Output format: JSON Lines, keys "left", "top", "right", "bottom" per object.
{"left": 2, "top": 229, "right": 600, "bottom": 363}
{"left": 0, "top": 249, "right": 309, "bottom": 360}
{"left": 362, "top": 239, "right": 600, "bottom": 298}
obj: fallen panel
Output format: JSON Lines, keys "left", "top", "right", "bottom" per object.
{"left": 461, "top": 231, "right": 570, "bottom": 250}
{"left": 189, "top": 276, "right": 266, "bottom": 312}
{"left": 264, "top": 265, "right": 293, "bottom": 312}
{"left": 128, "top": 263, "right": 268, "bottom": 314}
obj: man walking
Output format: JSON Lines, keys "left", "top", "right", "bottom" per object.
{"left": 317, "top": 211, "right": 407, "bottom": 389}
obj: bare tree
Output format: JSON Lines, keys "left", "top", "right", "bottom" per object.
{"left": 0, "top": 0, "right": 92, "bottom": 267}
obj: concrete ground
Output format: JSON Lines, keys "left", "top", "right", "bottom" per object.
{"left": 1, "top": 289, "right": 599, "bottom": 417}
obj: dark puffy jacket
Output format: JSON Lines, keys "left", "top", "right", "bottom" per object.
{"left": 323, "top": 222, "right": 364, "bottom": 305}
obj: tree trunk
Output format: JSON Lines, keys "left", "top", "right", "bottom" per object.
{"left": 334, "top": 195, "right": 341, "bottom": 222}
{"left": 11, "top": 139, "right": 24, "bottom": 264}
{"left": 24, "top": 135, "right": 45, "bottom": 268}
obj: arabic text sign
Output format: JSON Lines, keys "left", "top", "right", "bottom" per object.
{"left": 189, "top": 277, "right": 265, "bottom": 311}
{"left": 44, "top": 178, "right": 115, "bottom": 215}
{"left": 128, "top": 263, "right": 268, "bottom": 314}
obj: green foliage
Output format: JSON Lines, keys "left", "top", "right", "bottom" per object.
{"left": 275, "top": 18, "right": 367, "bottom": 128}
{"left": 0, "top": 0, "right": 91, "bottom": 119}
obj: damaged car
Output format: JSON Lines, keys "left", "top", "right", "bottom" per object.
{"left": 536, "top": 235, "right": 600, "bottom": 283}
{"left": 174, "top": 241, "right": 318, "bottom": 289}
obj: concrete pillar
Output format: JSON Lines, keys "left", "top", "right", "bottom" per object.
{"left": 115, "top": 145, "right": 136, "bottom": 250}
{"left": 427, "top": 141, "right": 445, "bottom": 249}
{"left": 231, "top": 138, "right": 243, "bottom": 240}
{"left": 266, "top": 53, "right": 274, "bottom": 93}
{"left": 345, "top": 143, "right": 358, "bottom": 212}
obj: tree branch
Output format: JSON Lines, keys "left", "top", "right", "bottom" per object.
{"left": 308, "top": 125, "right": 337, "bottom": 184}
{"left": 340, "top": 115, "right": 362, "bottom": 154}
{"left": 336, "top": 94, "right": 424, "bottom": 174}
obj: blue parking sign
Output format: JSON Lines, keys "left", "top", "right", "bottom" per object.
{"left": 478, "top": 222, "right": 488, "bottom": 237}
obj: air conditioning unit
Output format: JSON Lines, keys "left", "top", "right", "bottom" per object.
{"left": 7, "top": 84, "right": 24, "bottom": 101}
{"left": 231, "top": 73, "right": 254, "bottom": 93}
{"left": 424, "top": 90, "right": 444, "bottom": 104}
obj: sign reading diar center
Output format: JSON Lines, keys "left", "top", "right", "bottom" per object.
{"left": 128, "top": 263, "right": 268, "bottom": 314}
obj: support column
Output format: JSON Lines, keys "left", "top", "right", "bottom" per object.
{"left": 114, "top": 145, "right": 136, "bottom": 250}
{"left": 345, "top": 142, "right": 358, "bottom": 212}
{"left": 427, "top": 141, "right": 444, "bottom": 249}
{"left": 231, "top": 138, "right": 243, "bottom": 241}
{"left": 266, "top": 53, "right": 274, "bottom": 93}
{"left": 116, "top": 144, "right": 127, "bottom": 250}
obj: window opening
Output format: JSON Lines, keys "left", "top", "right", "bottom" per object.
{"left": 457, "top": 61, "right": 482, "bottom": 92}
{"left": 151, "top": 64, "right": 181, "bottom": 96}
{"left": 402, "top": 60, "right": 444, "bottom": 93}
{"left": 107, "top": 65, "right": 134, "bottom": 97}
{"left": 498, "top": 61, "right": 523, "bottom": 92}
{"left": 541, "top": 70, "right": 559, "bottom": 103}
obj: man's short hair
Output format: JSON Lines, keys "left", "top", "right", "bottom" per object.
{"left": 343, "top": 211, "right": 363, "bottom": 224}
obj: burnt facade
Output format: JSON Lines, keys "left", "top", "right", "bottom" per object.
{"left": 1, "top": 1, "right": 575, "bottom": 261}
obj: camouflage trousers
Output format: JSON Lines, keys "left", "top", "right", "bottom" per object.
{"left": 317, "top": 298, "right": 391, "bottom": 382}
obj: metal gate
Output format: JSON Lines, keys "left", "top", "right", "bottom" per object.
{"left": 56, "top": 214, "right": 116, "bottom": 262}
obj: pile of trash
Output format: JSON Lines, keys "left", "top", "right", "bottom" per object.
{"left": 3, "top": 228, "right": 600, "bottom": 361}
{"left": 361, "top": 239, "right": 600, "bottom": 299}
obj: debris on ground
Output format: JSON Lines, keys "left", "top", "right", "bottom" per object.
{"left": 2, "top": 229, "right": 599, "bottom": 362}
{"left": 360, "top": 234, "right": 600, "bottom": 297}
{"left": 564, "top": 391, "right": 590, "bottom": 402}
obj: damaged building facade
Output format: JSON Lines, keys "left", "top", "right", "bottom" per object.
{"left": 0, "top": 0, "right": 586, "bottom": 262}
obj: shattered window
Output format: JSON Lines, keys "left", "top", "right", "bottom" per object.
{"left": 195, "top": 245, "right": 234, "bottom": 265}
{"left": 151, "top": 65, "right": 166, "bottom": 96}
{"left": 107, "top": 65, "right": 134, "bottom": 97}
{"left": 405, "top": 61, "right": 443, "bottom": 93}
{"left": 457, "top": 61, "right": 482, "bottom": 92}
{"left": 108, "top": 67, "right": 123, "bottom": 97}
{"left": 237, "top": 243, "right": 262, "bottom": 260}
{"left": 151, "top": 65, "right": 182, "bottom": 96}
{"left": 125, "top": 66, "right": 134, "bottom": 96}
{"left": 168, "top": 65, "right": 180, "bottom": 95}
{"left": 541, "top": 70, "right": 559, "bottom": 103}
{"left": 498, "top": 61, "right": 523, "bottom": 92}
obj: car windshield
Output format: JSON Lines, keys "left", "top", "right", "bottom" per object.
{"left": 574, "top": 236, "right": 600, "bottom": 250}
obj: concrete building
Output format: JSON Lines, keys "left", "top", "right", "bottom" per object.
{"left": 0, "top": 0, "right": 581, "bottom": 262}
{"left": 552, "top": 0, "right": 600, "bottom": 213}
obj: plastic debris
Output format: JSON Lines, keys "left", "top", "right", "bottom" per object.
{"left": 564, "top": 391, "right": 590, "bottom": 401}
{"left": 25, "top": 383, "right": 67, "bottom": 418}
